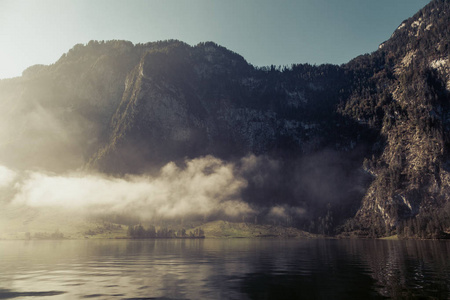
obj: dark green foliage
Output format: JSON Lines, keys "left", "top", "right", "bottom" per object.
{"left": 32, "top": 230, "right": 64, "bottom": 240}
{"left": 127, "top": 225, "right": 204, "bottom": 238}
{"left": 397, "top": 203, "right": 450, "bottom": 239}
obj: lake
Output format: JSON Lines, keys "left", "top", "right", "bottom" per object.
{"left": 0, "top": 239, "right": 449, "bottom": 299}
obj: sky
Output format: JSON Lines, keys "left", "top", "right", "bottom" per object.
{"left": 0, "top": 0, "right": 430, "bottom": 79}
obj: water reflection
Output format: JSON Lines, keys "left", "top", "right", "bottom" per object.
{"left": 0, "top": 239, "right": 449, "bottom": 299}
{"left": 339, "top": 240, "right": 450, "bottom": 299}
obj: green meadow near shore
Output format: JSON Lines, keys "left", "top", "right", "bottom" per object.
{"left": 185, "top": 220, "right": 320, "bottom": 239}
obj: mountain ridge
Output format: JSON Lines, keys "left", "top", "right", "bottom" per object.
{"left": 1, "top": 0, "right": 449, "bottom": 238}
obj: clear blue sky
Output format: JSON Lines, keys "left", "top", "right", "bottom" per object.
{"left": 0, "top": 0, "right": 429, "bottom": 79}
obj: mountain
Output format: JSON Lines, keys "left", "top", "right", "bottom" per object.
{"left": 88, "top": 41, "right": 365, "bottom": 173}
{"left": 339, "top": 0, "right": 450, "bottom": 238}
{"left": 0, "top": 0, "right": 449, "bottom": 238}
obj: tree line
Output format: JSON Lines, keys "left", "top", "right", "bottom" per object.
{"left": 127, "top": 224, "right": 205, "bottom": 239}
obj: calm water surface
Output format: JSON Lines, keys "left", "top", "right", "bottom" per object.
{"left": 0, "top": 239, "right": 449, "bottom": 299}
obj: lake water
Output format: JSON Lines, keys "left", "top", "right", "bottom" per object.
{"left": 0, "top": 239, "right": 449, "bottom": 299}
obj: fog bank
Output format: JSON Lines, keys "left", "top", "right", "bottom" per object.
{"left": 6, "top": 156, "right": 253, "bottom": 221}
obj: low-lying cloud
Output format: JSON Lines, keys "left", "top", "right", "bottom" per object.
{"left": 0, "top": 165, "right": 16, "bottom": 188}
{"left": 6, "top": 156, "right": 254, "bottom": 221}
{"left": 0, "top": 151, "right": 369, "bottom": 230}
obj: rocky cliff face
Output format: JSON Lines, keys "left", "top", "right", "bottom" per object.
{"left": 338, "top": 0, "right": 450, "bottom": 237}
{"left": 1, "top": 0, "right": 449, "bottom": 237}
{"left": 88, "top": 41, "right": 362, "bottom": 174}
